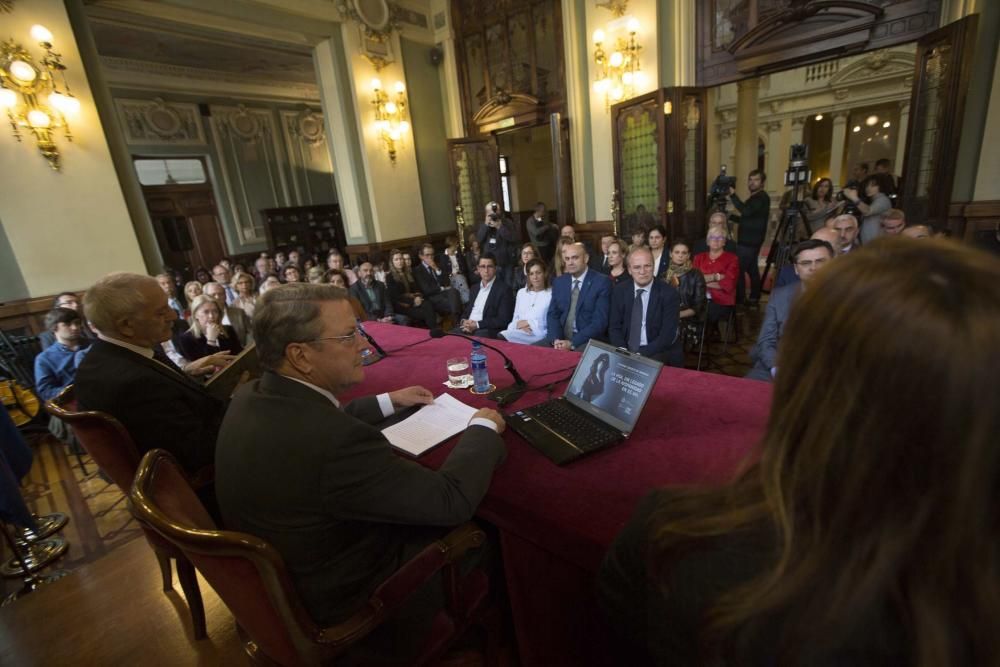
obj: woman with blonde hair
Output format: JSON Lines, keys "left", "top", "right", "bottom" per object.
{"left": 230, "top": 271, "right": 257, "bottom": 318}
{"left": 600, "top": 239, "right": 1000, "bottom": 666}
{"left": 177, "top": 295, "right": 243, "bottom": 362}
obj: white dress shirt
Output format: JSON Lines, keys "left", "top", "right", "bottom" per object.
{"left": 469, "top": 277, "right": 496, "bottom": 322}
{"left": 633, "top": 282, "right": 652, "bottom": 347}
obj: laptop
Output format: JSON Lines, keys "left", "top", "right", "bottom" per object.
{"left": 505, "top": 340, "right": 663, "bottom": 465}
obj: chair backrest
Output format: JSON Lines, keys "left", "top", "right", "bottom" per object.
{"left": 130, "top": 449, "right": 327, "bottom": 666}
{"left": 44, "top": 385, "right": 141, "bottom": 493}
{"left": 0, "top": 330, "right": 42, "bottom": 391}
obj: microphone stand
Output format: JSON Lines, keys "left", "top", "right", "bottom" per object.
{"left": 429, "top": 329, "right": 527, "bottom": 405}
{"left": 356, "top": 320, "right": 387, "bottom": 359}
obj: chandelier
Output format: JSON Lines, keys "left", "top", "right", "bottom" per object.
{"left": 0, "top": 24, "right": 80, "bottom": 170}
{"left": 370, "top": 78, "right": 409, "bottom": 165}
{"left": 592, "top": 17, "right": 644, "bottom": 111}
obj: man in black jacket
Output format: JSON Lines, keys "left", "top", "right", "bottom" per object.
{"left": 75, "top": 273, "right": 233, "bottom": 476}
{"left": 349, "top": 261, "right": 407, "bottom": 324}
{"left": 608, "top": 248, "right": 681, "bottom": 365}
{"left": 728, "top": 169, "right": 771, "bottom": 306}
{"left": 456, "top": 254, "right": 515, "bottom": 339}
{"left": 215, "top": 283, "right": 506, "bottom": 652}
{"left": 413, "top": 244, "right": 463, "bottom": 320}
{"left": 476, "top": 201, "right": 516, "bottom": 287}
{"left": 525, "top": 202, "right": 559, "bottom": 264}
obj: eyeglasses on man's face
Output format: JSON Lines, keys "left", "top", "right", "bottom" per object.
{"left": 303, "top": 326, "right": 364, "bottom": 346}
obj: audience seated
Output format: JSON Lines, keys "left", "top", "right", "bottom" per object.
{"left": 551, "top": 235, "right": 574, "bottom": 277}
{"left": 693, "top": 223, "right": 739, "bottom": 326}
{"left": 693, "top": 211, "right": 757, "bottom": 306}
{"left": 608, "top": 247, "right": 681, "bottom": 365}
{"left": 177, "top": 295, "right": 243, "bottom": 362}
{"left": 203, "top": 281, "right": 253, "bottom": 346}
{"left": 544, "top": 241, "right": 611, "bottom": 351}
{"left": 525, "top": 202, "right": 559, "bottom": 263}
{"left": 439, "top": 236, "right": 471, "bottom": 304}
{"left": 606, "top": 238, "right": 630, "bottom": 286}
{"left": 306, "top": 266, "right": 326, "bottom": 283}
{"left": 386, "top": 249, "right": 437, "bottom": 328}
{"left": 560, "top": 224, "right": 576, "bottom": 241}
{"left": 464, "top": 237, "right": 482, "bottom": 284}
{"left": 39, "top": 292, "right": 93, "bottom": 349}
{"left": 230, "top": 271, "right": 257, "bottom": 317}
{"left": 747, "top": 239, "right": 834, "bottom": 382}
{"left": 414, "top": 243, "right": 463, "bottom": 321}
{"left": 599, "top": 239, "right": 1000, "bottom": 666}
{"left": 589, "top": 233, "right": 618, "bottom": 275}
{"left": 663, "top": 240, "right": 706, "bottom": 332}
{"left": 828, "top": 213, "right": 861, "bottom": 253}
{"left": 350, "top": 261, "right": 408, "bottom": 325}
{"left": 195, "top": 266, "right": 212, "bottom": 284}
{"left": 259, "top": 274, "right": 281, "bottom": 294}
{"left": 34, "top": 308, "right": 90, "bottom": 404}
{"left": 774, "top": 226, "right": 842, "bottom": 289}
{"left": 211, "top": 264, "right": 237, "bottom": 304}
{"left": 156, "top": 273, "right": 185, "bottom": 317}
{"left": 456, "top": 254, "right": 514, "bottom": 339}
{"left": 182, "top": 281, "right": 202, "bottom": 316}
{"left": 647, "top": 225, "right": 669, "bottom": 279}
{"left": 325, "top": 250, "right": 358, "bottom": 285}
{"left": 511, "top": 243, "right": 539, "bottom": 293}
{"left": 74, "top": 273, "right": 231, "bottom": 477}
{"left": 629, "top": 228, "right": 647, "bottom": 253}
{"left": 880, "top": 208, "right": 906, "bottom": 236}
{"left": 801, "top": 177, "right": 841, "bottom": 233}
{"left": 215, "top": 283, "right": 506, "bottom": 658}
{"left": 282, "top": 264, "right": 302, "bottom": 283}
{"left": 499, "top": 258, "right": 552, "bottom": 345}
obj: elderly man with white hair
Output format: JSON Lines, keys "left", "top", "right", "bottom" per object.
{"left": 74, "top": 272, "right": 233, "bottom": 478}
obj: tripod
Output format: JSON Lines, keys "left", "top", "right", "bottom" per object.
{"left": 762, "top": 144, "right": 811, "bottom": 292}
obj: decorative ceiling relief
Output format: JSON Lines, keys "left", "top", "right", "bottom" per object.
{"left": 116, "top": 97, "right": 205, "bottom": 146}
{"left": 287, "top": 107, "right": 326, "bottom": 146}
{"left": 336, "top": 0, "right": 402, "bottom": 70}
{"left": 219, "top": 104, "right": 270, "bottom": 143}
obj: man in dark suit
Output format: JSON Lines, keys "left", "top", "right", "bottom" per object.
{"left": 75, "top": 273, "right": 234, "bottom": 475}
{"left": 747, "top": 239, "right": 834, "bottom": 382}
{"left": 589, "top": 232, "right": 617, "bottom": 275}
{"left": 215, "top": 283, "right": 506, "bottom": 649}
{"left": 476, "top": 201, "right": 516, "bottom": 286}
{"left": 350, "top": 261, "right": 407, "bottom": 324}
{"left": 413, "top": 243, "right": 463, "bottom": 320}
{"left": 608, "top": 247, "right": 681, "bottom": 365}
{"left": 544, "top": 242, "right": 611, "bottom": 351}
{"left": 456, "top": 254, "right": 514, "bottom": 339}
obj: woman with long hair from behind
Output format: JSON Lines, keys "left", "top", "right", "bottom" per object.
{"left": 598, "top": 238, "right": 1000, "bottom": 666}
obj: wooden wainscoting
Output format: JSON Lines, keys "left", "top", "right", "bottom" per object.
{"left": 0, "top": 292, "right": 82, "bottom": 336}
{"left": 948, "top": 200, "right": 1000, "bottom": 250}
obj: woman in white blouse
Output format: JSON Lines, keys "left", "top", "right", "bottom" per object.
{"left": 499, "top": 258, "right": 552, "bottom": 345}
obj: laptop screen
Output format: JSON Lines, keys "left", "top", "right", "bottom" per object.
{"left": 562, "top": 340, "right": 663, "bottom": 435}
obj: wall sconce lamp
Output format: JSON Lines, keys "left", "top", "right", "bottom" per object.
{"left": 0, "top": 25, "right": 81, "bottom": 171}
{"left": 592, "top": 17, "right": 643, "bottom": 112}
{"left": 370, "top": 78, "right": 409, "bottom": 165}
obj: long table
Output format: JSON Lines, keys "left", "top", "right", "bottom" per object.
{"left": 342, "top": 324, "right": 772, "bottom": 666}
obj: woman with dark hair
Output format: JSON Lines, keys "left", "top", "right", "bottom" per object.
{"left": 599, "top": 239, "right": 1000, "bottom": 666}
{"left": 282, "top": 264, "right": 302, "bottom": 283}
{"left": 385, "top": 249, "right": 436, "bottom": 328}
{"left": 802, "top": 177, "right": 841, "bottom": 233}
{"left": 499, "top": 258, "right": 552, "bottom": 345}
{"left": 665, "top": 240, "right": 706, "bottom": 321}
{"left": 465, "top": 237, "right": 482, "bottom": 283}
{"left": 607, "top": 239, "right": 629, "bottom": 286}
{"left": 194, "top": 266, "right": 212, "bottom": 285}
{"left": 577, "top": 352, "right": 610, "bottom": 402}
{"left": 512, "top": 243, "right": 539, "bottom": 292}
{"left": 177, "top": 295, "right": 243, "bottom": 362}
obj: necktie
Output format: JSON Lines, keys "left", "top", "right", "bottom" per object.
{"left": 628, "top": 289, "right": 645, "bottom": 352}
{"left": 564, "top": 279, "right": 580, "bottom": 341}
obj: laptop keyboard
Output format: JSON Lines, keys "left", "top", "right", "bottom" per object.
{"left": 529, "top": 400, "right": 620, "bottom": 452}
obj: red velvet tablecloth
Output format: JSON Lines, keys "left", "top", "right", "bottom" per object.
{"left": 340, "top": 324, "right": 772, "bottom": 666}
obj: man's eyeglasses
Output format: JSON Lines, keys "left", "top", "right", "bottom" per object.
{"left": 795, "top": 258, "right": 830, "bottom": 268}
{"left": 302, "top": 326, "right": 364, "bottom": 346}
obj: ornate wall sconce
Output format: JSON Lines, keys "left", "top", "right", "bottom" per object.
{"left": 592, "top": 16, "right": 644, "bottom": 112}
{"left": 370, "top": 78, "right": 409, "bottom": 165}
{"left": 0, "top": 25, "right": 81, "bottom": 170}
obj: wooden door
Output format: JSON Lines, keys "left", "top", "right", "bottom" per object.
{"left": 899, "top": 15, "right": 978, "bottom": 231}
{"left": 549, "top": 113, "right": 575, "bottom": 226}
{"left": 143, "top": 184, "right": 227, "bottom": 280}
{"left": 663, "top": 87, "right": 708, "bottom": 241}
{"left": 612, "top": 90, "right": 667, "bottom": 238}
{"left": 446, "top": 138, "right": 503, "bottom": 244}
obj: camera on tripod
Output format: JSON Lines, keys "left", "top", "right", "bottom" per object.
{"left": 784, "top": 144, "right": 810, "bottom": 187}
{"left": 708, "top": 165, "right": 737, "bottom": 208}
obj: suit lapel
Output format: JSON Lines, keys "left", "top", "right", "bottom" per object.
{"left": 98, "top": 341, "right": 210, "bottom": 394}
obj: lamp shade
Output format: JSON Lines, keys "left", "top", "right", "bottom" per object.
{"left": 0, "top": 88, "right": 16, "bottom": 108}
{"left": 9, "top": 60, "right": 37, "bottom": 83}
{"left": 27, "top": 109, "right": 51, "bottom": 128}
{"left": 30, "top": 25, "right": 54, "bottom": 44}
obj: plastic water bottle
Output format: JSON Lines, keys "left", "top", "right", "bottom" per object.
{"left": 471, "top": 341, "right": 490, "bottom": 393}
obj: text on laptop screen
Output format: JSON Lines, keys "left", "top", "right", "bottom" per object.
{"left": 565, "top": 342, "right": 661, "bottom": 433}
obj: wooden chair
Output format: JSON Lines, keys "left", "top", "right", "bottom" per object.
{"left": 130, "top": 448, "right": 499, "bottom": 666}
{"left": 44, "top": 385, "right": 207, "bottom": 640}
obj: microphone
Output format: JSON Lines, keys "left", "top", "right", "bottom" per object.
{"left": 356, "top": 320, "right": 387, "bottom": 357}
{"left": 429, "top": 329, "right": 527, "bottom": 404}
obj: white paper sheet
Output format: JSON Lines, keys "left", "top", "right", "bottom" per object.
{"left": 382, "top": 393, "right": 479, "bottom": 456}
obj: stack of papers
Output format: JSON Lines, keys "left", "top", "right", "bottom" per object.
{"left": 382, "top": 393, "right": 478, "bottom": 457}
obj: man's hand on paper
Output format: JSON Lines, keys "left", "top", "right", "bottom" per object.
{"left": 389, "top": 386, "right": 435, "bottom": 408}
{"left": 185, "top": 352, "right": 236, "bottom": 377}
{"left": 471, "top": 408, "right": 505, "bottom": 434}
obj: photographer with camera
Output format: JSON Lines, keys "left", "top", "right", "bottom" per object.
{"left": 843, "top": 173, "right": 892, "bottom": 245}
{"left": 476, "top": 201, "right": 515, "bottom": 287}
{"left": 728, "top": 169, "right": 770, "bottom": 307}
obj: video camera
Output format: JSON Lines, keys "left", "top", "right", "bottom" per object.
{"left": 708, "top": 165, "right": 737, "bottom": 209}
{"left": 836, "top": 179, "right": 863, "bottom": 216}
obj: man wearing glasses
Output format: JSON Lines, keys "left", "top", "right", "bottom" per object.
{"left": 215, "top": 283, "right": 506, "bottom": 657}
{"left": 746, "top": 239, "right": 834, "bottom": 382}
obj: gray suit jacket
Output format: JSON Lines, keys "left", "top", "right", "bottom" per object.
{"left": 748, "top": 283, "right": 801, "bottom": 381}
{"left": 215, "top": 371, "right": 506, "bottom": 625}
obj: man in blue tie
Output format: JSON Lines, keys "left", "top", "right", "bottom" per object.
{"left": 608, "top": 247, "right": 681, "bottom": 364}
{"left": 544, "top": 242, "right": 611, "bottom": 351}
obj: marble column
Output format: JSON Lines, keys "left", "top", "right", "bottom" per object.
{"left": 764, "top": 119, "right": 785, "bottom": 194}
{"left": 790, "top": 116, "right": 806, "bottom": 146}
{"left": 720, "top": 127, "right": 736, "bottom": 175}
{"left": 734, "top": 78, "right": 760, "bottom": 195}
{"left": 829, "top": 111, "right": 850, "bottom": 188}
{"left": 894, "top": 101, "right": 910, "bottom": 176}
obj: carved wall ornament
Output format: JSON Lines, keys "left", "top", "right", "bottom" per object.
{"left": 288, "top": 107, "right": 326, "bottom": 146}
{"left": 769, "top": 100, "right": 782, "bottom": 114}
{"left": 116, "top": 97, "right": 205, "bottom": 146}
{"left": 766, "top": 120, "right": 783, "bottom": 132}
{"left": 222, "top": 104, "right": 269, "bottom": 143}
{"left": 337, "top": 0, "right": 401, "bottom": 43}
{"left": 834, "top": 88, "right": 850, "bottom": 100}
